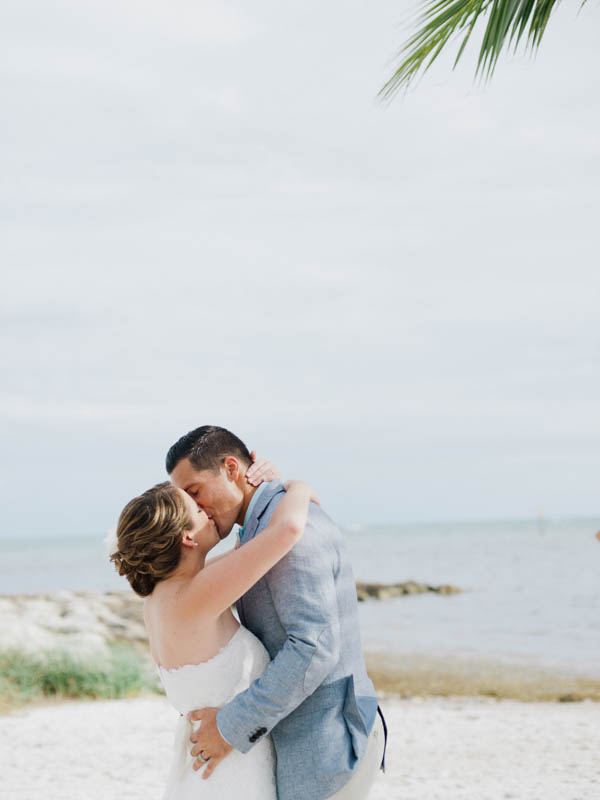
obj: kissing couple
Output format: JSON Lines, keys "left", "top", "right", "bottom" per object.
{"left": 111, "top": 425, "right": 387, "bottom": 800}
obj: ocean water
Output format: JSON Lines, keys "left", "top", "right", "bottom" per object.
{"left": 347, "top": 518, "right": 600, "bottom": 675}
{"left": 1, "top": 518, "right": 598, "bottom": 675}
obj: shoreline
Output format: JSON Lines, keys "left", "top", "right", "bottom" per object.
{"left": 2, "top": 590, "right": 598, "bottom": 707}
{"left": 365, "top": 651, "right": 600, "bottom": 702}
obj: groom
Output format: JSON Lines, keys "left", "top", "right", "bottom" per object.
{"left": 166, "top": 426, "right": 386, "bottom": 800}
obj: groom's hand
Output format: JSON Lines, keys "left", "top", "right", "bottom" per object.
{"left": 188, "top": 707, "right": 233, "bottom": 778}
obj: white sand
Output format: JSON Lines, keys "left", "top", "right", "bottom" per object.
{"left": 0, "top": 695, "right": 598, "bottom": 800}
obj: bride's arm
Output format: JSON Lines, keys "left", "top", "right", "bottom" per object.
{"left": 183, "top": 481, "right": 316, "bottom": 618}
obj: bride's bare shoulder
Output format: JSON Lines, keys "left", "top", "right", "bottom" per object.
{"left": 146, "top": 576, "right": 212, "bottom": 621}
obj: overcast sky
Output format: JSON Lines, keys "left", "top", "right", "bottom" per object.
{"left": 2, "top": 0, "right": 599, "bottom": 536}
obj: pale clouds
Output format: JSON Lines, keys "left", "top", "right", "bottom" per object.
{"left": 1, "top": 0, "right": 599, "bottom": 532}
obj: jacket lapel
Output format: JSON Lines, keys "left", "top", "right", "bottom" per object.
{"left": 239, "top": 481, "right": 284, "bottom": 544}
{"left": 236, "top": 481, "right": 284, "bottom": 624}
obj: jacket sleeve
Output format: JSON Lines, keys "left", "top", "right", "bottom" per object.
{"left": 216, "top": 505, "right": 341, "bottom": 753}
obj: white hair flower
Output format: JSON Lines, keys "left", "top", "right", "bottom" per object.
{"left": 103, "top": 526, "right": 119, "bottom": 555}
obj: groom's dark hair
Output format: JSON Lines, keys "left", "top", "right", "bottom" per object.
{"left": 166, "top": 425, "right": 252, "bottom": 474}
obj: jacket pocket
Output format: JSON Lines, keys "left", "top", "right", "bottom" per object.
{"left": 291, "top": 680, "right": 343, "bottom": 718}
{"left": 274, "top": 678, "right": 357, "bottom": 776}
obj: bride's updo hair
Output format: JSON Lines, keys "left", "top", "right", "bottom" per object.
{"left": 110, "top": 482, "right": 194, "bottom": 597}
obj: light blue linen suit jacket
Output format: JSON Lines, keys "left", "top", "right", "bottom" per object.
{"left": 216, "top": 482, "right": 381, "bottom": 800}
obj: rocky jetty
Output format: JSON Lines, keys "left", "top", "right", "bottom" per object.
{"left": 356, "top": 581, "right": 461, "bottom": 601}
{"left": 0, "top": 591, "right": 147, "bottom": 656}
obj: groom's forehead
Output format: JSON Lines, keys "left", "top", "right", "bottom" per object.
{"left": 177, "top": 465, "right": 219, "bottom": 491}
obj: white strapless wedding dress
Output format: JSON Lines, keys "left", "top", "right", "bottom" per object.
{"left": 157, "top": 626, "right": 277, "bottom": 800}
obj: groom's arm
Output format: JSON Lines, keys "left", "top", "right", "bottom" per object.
{"left": 216, "top": 509, "right": 341, "bottom": 753}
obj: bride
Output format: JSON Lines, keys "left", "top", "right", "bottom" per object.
{"left": 110, "top": 463, "right": 316, "bottom": 799}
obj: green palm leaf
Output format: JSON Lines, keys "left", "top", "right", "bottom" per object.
{"left": 379, "top": 0, "right": 588, "bottom": 96}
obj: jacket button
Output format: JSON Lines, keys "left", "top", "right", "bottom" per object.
{"left": 248, "top": 727, "right": 267, "bottom": 742}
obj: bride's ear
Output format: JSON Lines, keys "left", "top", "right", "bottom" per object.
{"left": 181, "top": 530, "right": 198, "bottom": 549}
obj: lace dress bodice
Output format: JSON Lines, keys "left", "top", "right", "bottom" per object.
{"left": 157, "top": 626, "right": 276, "bottom": 800}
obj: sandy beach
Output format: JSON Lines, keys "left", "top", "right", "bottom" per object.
{"left": 1, "top": 694, "right": 598, "bottom": 800}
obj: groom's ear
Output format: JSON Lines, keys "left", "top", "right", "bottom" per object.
{"left": 223, "top": 456, "right": 242, "bottom": 482}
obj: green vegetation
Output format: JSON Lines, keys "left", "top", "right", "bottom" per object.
{"left": 0, "top": 646, "right": 161, "bottom": 710}
{"left": 380, "top": 0, "right": 591, "bottom": 95}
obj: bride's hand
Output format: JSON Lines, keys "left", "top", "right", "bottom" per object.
{"left": 245, "top": 451, "right": 282, "bottom": 487}
{"left": 283, "top": 480, "right": 321, "bottom": 507}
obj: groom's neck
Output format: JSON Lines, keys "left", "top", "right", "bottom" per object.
{"left": 236, "top": 482, "right": 258, "bottom": 526}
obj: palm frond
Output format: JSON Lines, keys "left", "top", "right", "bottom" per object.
{"left": 379, "top": 0, "right": 584, "bottom": 97}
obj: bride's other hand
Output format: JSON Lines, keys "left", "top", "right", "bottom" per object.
{"left": 246, "top": 451, "right": 282, "bottom": 487}
{"left": 283, "top": 480, "right": 320, "bottom": 507}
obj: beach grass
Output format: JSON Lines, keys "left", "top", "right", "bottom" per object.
{"left": 0, "top": 645, "right": 161, "bottom": 711}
